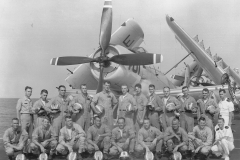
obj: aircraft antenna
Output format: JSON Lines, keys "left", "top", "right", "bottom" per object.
{"left": 164, "top": 52, "right": 192, "bottom": 75}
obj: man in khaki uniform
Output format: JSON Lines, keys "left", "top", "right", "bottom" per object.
{"left": 197, "top": 88, "right": 218, "bottom": 132}
{"left": 91, "top": 81, "right": 118, "bottom": 129}
{"left": 164, "top": 118, "right": 188, "bottom": 156}
{"left": 46, "top": 85, "right": 72, "bottom": 135}
{"left": 56, "top": 115, "right": 86, "bottom": 159}
{"left": 188, "top": 117, "right": 213, "bottom": 160}
{"left": 178, "top": 86, "right": 197, "bottom": 133}
{"left": 29, "top": 116, "right": 58, "bottom": 160}
{"left": 68, "top": 84, "right": 92, "bottom": 132}
{"left": 32, "top": 89, "right": 50, "bottom": 128}
{"left": 147, "top": 84, "right": 165, "bottom": 131}
{"left": 109, "top": 117, "right": 136, "bottom": 157}
{"left": 117, "top": 84, "right": 136, "bottom": 128}
{"left": 86, "top": 115, "right": 111, "bottom": 159}
{"left": 3, "top": 118, "right": 28, "bottom": 160}
{"left": 16, "top": 86, "right": 34, "bottom": 136}
{"left": 162, "top": 87, "right": 181, "bottom": 127}
{"left": 134, "top": 83, "right": 148, "bottom": 132}
{"left": 135, "top": 118, "right": 164, "bottom": 160}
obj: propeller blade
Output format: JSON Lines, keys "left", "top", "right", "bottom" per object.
{"left": 96, "top": 65, "right": 104, "bottom": 93}
{"left": 50, "top": 56, "right": 95, "bottom": 66}
{"left": 99, "top": 0, "right": 112, "bottom": 55}
{"left": 109, "top": 53, "right": 163, "bottom": 65}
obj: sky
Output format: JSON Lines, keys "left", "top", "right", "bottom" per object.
{"left": 1, "top": 0, "right": 240, "bottom": 98}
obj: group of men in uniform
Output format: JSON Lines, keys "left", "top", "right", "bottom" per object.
{"left": 3, "top": 82, "right": 235, "bottom": 160}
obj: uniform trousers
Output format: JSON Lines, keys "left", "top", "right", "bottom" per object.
{"left": 20, "top": 113, "right": 33, "bottom": 137}
{"left": 135, "top": 109, "right": 145, "bottom": 132}
{"left": 109, "top": 139, "right": 135, "bottom": 155}
{"left": 211, "top": 139, "right": 234, "bottom": 157}
{"left": 72, "top": 112, "right": 91, "bottom": 132}
{"left": 29, "top": 140, "right": 58, "bottom": 154}
{"left": 56, "top": 137, "right": 85, "bottom": 155}
{"left": 166, "top": 139, "right": 188, "bottom": 153}
{"left": 148, "top": 111, "right": 160, "bottom": 130}
{"left": 50, "top": 112, "right": 62, "bottom": 136}
{"left": 135, "top": 140, "right": 163, "bottom": 156}
{"left": 188, "top": 139, "right": 211, "bottom": 155}
{"left": 180, "top": 112, "right": 194, "bottom": 133}
{"left": 119, "top": 110, "right": 135, "bottom": 128}
{"left": 86, "top": 136, "right": 111, "bottom": 154}
{"left": 4, "top": 142, "right": 25, "bottom": 157}
{"left": 165, "top": 111, "right": 176, "bottom": 127}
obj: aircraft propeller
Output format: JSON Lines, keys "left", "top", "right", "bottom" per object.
{"left": 50, "top": 0, "right": 163, "bottom": 93}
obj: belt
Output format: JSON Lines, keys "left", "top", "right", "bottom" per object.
{"left": 20, "top": 112, "right": 32, "bottom": 114}
{"left": 119, "top": 110, "right": 126, "bottom": 111}
{"left": 144, "top": 140, "right": 153, "bottom": 143}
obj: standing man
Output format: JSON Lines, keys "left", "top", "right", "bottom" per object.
{"left": 16, "top": 86, "right": 33, "bottom": 136}
{"left": 134, "top": 83, "right": 148, "bottom": 132}
{"left": 46, "top": 85, "right": 71, "bottom": 135}
{"left": 211, "top": 118, "right": 234, "bottom": 160}
{"left": 3, "top": 118, "right": 28, "bottom": 160}
{"left": 178, "top": 86, "right": 197, "bottom": 133}
{"left": 164, "top": 118, "right": 188, "bottom": 156}
{"left": 91, "top": 81, "right": 118, "bottom": 129}
{"left": 109, "top": 117, "right": 136, "bottom": 157}
{"left": 29, "top": 116, "right": 58, "bottom": 160}
{"left": 86, "top": 115, "right": 111, "bottom": 159}
{"left": 69, "top": 84, "right": 92, "bottom": 132}
{"left": 117, "top": 84, "right": 136, "bottom": 128}
{"left": 218, "top": 89, "right": 234, "bottom": 127}
{"left": 197, "top": 88, "right": 218, "bottom": 132}
{"left": 188, "top": 117, "right": 213, "bottom": 160}
{"left": 32, "top": 89, "right": 50, "bottom": 128}
{"left": 135, "top": 118, "right": 164, "bottom": 160}
{"left": 162, "top": 87, "right": 181, "bottom": 127}
{"left": 147, "top": 84, "right": 164, "bottom": 131}
{"left": 56, "top": 115, "right": 86, "bottom": 159}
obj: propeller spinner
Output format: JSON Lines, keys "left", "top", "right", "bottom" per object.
{"left": 50, "top": 0, "right": 163, "bottom": 93}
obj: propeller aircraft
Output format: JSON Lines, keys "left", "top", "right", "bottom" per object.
{"left": 49, "top": 0, "right": 240, "bottom": 110}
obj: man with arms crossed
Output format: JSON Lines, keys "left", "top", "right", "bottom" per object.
{"left": 16, "top": 86, "right": 33, "bottom": 136}
{"left": 29, "top": 116, "right": 57, "bottom": 160}
{"left": 3, "top": 118, "right": 28, "bottom": 160}
{"left": 218, "top": 89, "right": 234, "bottom": 126}
{"left": 109, "top": 117, "right": 136, "bottom": 157}
{"left": 135, "top": 118, "right": 164, "bottom": 160}
{"left": 211, "top": 118, "right": 234, "bottom": 160}
{"left": 117, "top": 84, "right": 136, "bottom": 128}
{"left": 188, "top": 117, "right": 213, "bottom": 160}
{"left": 56, "top": 115, "right": 86, "bottom": 160}
{"left": 86, "top": 115, "right": 111, "bottom": 160}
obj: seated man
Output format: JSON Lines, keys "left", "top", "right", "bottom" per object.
{"left": 29, "top": 116, "right": 58, "bottom": 160}
{"left": 3, "top": 118, "right": 28, "bottom": 160}
{"left": 86, "top": 115, "right": 111, "bottom": 159}
{"left": 188, "top": 116, "right": 213, "bottom": 160}
{"left": 164, "top": 118, "right": 188, "bottom": 157}
{"left": 56, "top": 115, "right": 86, "bottom": 160}
{"left": 109, "top": 117, "right": 135, "bottom": 157}
{"left": 211, "top": 118, "right": 234, "bottom": 160}
{"left": 135, "top": 118, "right": 164, "bottom": 160}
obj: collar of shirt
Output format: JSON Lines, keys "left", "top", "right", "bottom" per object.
{"left": 41, "top": 99, "right": 46, "bottom": 106}
{"left": 10, "top": 127, "right": 21, "bottom": 134}
{"left": 24, "top": 96, "right": 31, "bottom": 102}
{"left": 183, "top": 95, "right": 190, "bottom": 100}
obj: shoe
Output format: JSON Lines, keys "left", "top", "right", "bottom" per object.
{"left": 48, "top": 154, "right": 53, "bottom": 160}
{"left": 103, "top": 153, "right": 108, "bottom": 160}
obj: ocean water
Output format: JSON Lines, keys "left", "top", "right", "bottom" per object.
{"left": 0, "top": 98, "right": 38, "bottom": 138}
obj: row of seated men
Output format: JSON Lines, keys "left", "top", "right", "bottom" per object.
{"left": 7, "top": 82, "right": 235, "bottom": 160}
{"left": 3, "top": 115, "right": 234, "bottom": 160}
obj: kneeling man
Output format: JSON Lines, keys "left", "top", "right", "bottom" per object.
{"left": 56, "top": 115, "right": 86, "bottom": 159}
{"left": 188, "top": 116, "right": 213, "bottom": 159}
{"left": 29, "top": 116, "right": 57, "bottom": 160}
{"left": 135, "top": 118, "right": 164, "bottom": 160}
{"left": 3, "top": 118, "right": 28, "bottom": 160}
{"left": 211, "top": 118, "right": 234, "bottom": 160}
{"left": 164, "top": 118, "right": 188, "bottom": 156}
{"left": 109, "top": 117, "right": 135, "bottom": 157}
{"left": 86, "top": 115, "right": 111, "bottom": 159}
